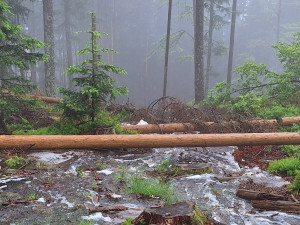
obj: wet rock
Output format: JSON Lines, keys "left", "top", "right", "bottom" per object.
{"left": 173, "top": 163, "right": 212, "bottom": 176}
{"left": 132, "top": 201, "right": 220, "bottom": 225}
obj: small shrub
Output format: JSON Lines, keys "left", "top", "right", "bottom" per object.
{"left": 157, "top": 159, "right": 172, "bottom": 172}
{"left": 281, "top": 145, "right": 300, "bottom": 157}
{"left": 114, "top": 165, "right": 128, "bottom": 182}
{"left": 27, "top": 192, "right": 37, "bottom": 200}
{"left": 5, "top": 155, "right": 26, "bottom": 169}
{"left": 127, "top": 175, "right": 178, "bottom": 206}
{"left": 76, "top": 169, "right": 84, "bottom": 176}
{"left": 268, "top": 157, "right": 300, "bottom": 176}
{"left": 121, "top": 217, "right": 134, "bottom": 225}
{"left": 288, "top": 170, "right": 300, "bottom": 193}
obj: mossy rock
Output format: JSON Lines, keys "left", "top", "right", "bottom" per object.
{"left": 132, "top": 201, "right": 222, "bottom": 225}
{"left": 171, "top": 163, "right": 212, "bottom": 176}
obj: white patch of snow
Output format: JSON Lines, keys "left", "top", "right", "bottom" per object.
{"left": 37, "top": 197, "right": 46, "bottom": 203}
{"left": 137, "top": 119, "right": 148, "bottom": 125}
{"left": 111, "top": 193, "right": 122, "bottom": 199}
{"left": 82, "top": 212, "right": 112, "bottom": 222}
{"left": 97, "top": 169, "right": 114, "bottom": 175}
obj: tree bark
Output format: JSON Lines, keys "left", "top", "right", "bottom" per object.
{"left": 251, "top": 200, "right": 300, "bottom": 212}
{"left": 43, "top": 0, "right": 56, "bottom": 97}
{"left": 194, "top": 0, "right": 205, "bottom": 103}
{"left": 0, "top": 132, "right": 299, "bottom": 150}
{"left": 236, "top": 189, "right": 287, "bottom": 201}
{"left": 163, "top": 0, "right": 173, "bottom": 97}
{"left": 226, "top": 0, "right": 237, "bottom": 85}
{"left": 205, "top": 0, "right": 215, "bottom": 96}
{"left": 64, "top": 0, "right": 73, "bottom": 89}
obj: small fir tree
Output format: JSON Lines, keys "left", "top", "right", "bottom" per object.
{"left": 58, "top": 12, "right": 127, "bottom": 123}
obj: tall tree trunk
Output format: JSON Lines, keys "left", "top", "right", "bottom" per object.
{"left": 194, "top": 0, "right": 205, "bottom": 103}
{"left": 64, "top": 0, "right": 73, "bottom": 89}
{"left": 163, "top": 0, "right": 173, "bottom": 97}
{"left": 91, "top": 12, "right": 97, "bottom": 122}
{"left": 43, "top": 0, "right": 56, "bottom": 97}
{"left": 276, "top": 0, "right": 282, "bottom": 43}
{"left": 205, "top": 0, "right": 215, "bottom": 96}
{"left": 226, "top": 0, "right": 237, "bottom": 85}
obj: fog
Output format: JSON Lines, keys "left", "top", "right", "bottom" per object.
{"left": 15, "top": 0, "right": 300, "bottom": 105}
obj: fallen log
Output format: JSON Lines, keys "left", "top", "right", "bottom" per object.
{"left": 88, "top": 205, "right": 127, "bottom": 213}
{"left": 280, "top": 116, "right": 300, "bottom": 126}
{"left": 236, "top": 189, "right": 287, "bottom": 201}
{"left": 28, "top": 95, "right": 61, "bottom": 104}
{"left": 251, "top": 200, "right": 300, "bottom": 212}
{"left": 121, "top": 120, "right": 278, "bottom": 134}
{"left": 0, "top": 132, "right": 299, "bottom": 150}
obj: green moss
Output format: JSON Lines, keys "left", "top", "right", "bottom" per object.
{"left": 192, "top": 204, "right": 212, "bottom": 225}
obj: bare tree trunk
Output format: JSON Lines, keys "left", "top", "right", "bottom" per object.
{"left": 205, "top": 0, "right": 215, "bottom": 96}
{"left": 163, "top": 0, "right": 173, "bottom": 97}
{"left": 227, "top": 0, "right": 237, "bottom": 85}
{"left": 43, "top": 0, "right": 56, "bottom": 97}
{"left": 276, "top": 0, "right": 282, "bottom": 43}
{"left": 64, "top": 0, "right": 73, "bottom": 89}
{"left": 194, "top": 0, "right": 205, "bottom": 103}
{"left": 91, "top": 12, "right": 97, "bottom": 122}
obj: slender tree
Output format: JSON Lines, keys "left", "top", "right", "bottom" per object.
{"left": 226, "top": 0, "right": 237, "bottom": 85}
{"left": 194, "top": 0, "right": 205, "bottom": 103}
{"left": 43, "top": 0, "right": 55, "bottom": 97}
{"left": 205, "top": 0, "right": 215, "bottom": 96}
{"left": 163, "top": 0, "right": 173, "bottom": 97}
{"left": 64, "top": 0, "right": 73, "bottom": 89}
{"left": 276, "top": 0, "right": 282, "bottom": 43}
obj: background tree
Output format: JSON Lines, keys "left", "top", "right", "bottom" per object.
{"left": 163, "top": 0, "right": 173, "bottom": 97}
{"left": 43, "top": 0, "right": 55, "bottom": 97}
{"left": 194, "top": 0, "right": 205, "bottom": 103}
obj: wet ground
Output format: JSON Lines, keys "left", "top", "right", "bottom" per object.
{"left": 1, "top": 146, "right": 300, "bottom": 225}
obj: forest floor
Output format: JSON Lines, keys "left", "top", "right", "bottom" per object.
{"left": 0, "top": 98, "right": 300, "bottom": 224}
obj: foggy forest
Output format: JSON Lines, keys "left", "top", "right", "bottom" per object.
{"left": 0, "top": 0, "right": 300, "bottom": 224}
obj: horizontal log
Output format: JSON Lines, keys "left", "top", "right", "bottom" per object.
{"left": 251, "top": 200, "right": 300, "bottom": 212}
{"left": 28, "top": 95, "right": 61, "bottom": 104}
{"left": 280, "top": 116, "right": 300, "bottom": 126}
{"left": 122, "top": 120, "right": 278, "bottom": 134}
{"left": 236, "top": 189, "right": 287, "bottom": 201}
{"left": 0, "top": 132, "right": 299, "bottom": 150}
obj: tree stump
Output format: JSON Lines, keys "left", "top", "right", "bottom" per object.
{"left": 132, "top": 201, "right": 220, "bottom": 225}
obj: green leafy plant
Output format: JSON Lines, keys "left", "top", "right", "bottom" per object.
{"left": 27, "top": 192, "right": 37, "bottom": 200}
{"left": 114, "top": 165, "right": 128, "bottom": 183}
{"left": 76, "top": 169, "right": 84, "bottom": 176}
{"left": 77, "top": 220, "right": 93, "bottom": 225}
{"left": 92, "top": 183, "right": 97, "bottom": 189}
{"left": 281, "top": 145, "right": 300, "bottom": 157}
{"left": 268, "top": 157, "right": 300, "bottom": 176}
{"left": 127, "top": 175, "right": 178, "bottom": 206}
{"left": 288, "top": 170, "right": 300, "bottom": 193}
{"left": 58, "top": 12, "right": 127, "bottom": 126}
{"left": 157, "top": 159, "right": 172, "bottom": 172}
{"left": 121, "top": 217, "right": 134, "bottom": 225}
{"left": 5, "top": 155, "right": 26, "bottom": 169}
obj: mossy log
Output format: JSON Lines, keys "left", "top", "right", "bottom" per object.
{"left": 173, "top": 163, "right": 212, "bottom": 176}
{"left": 0, "top": 132, "right": 300, "bottom": 150}
{"left": 251, "top": 200, "right": 300, "bottom": 212}
{"left": 132, "top": 201, "right": 220, "bottom": 225}
{"left": 236, "top": 189, "right": 287, "bottom": 201}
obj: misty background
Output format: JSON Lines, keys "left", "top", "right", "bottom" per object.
{"left": 15, "top": 0, "right": 300, "bottom": 105}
